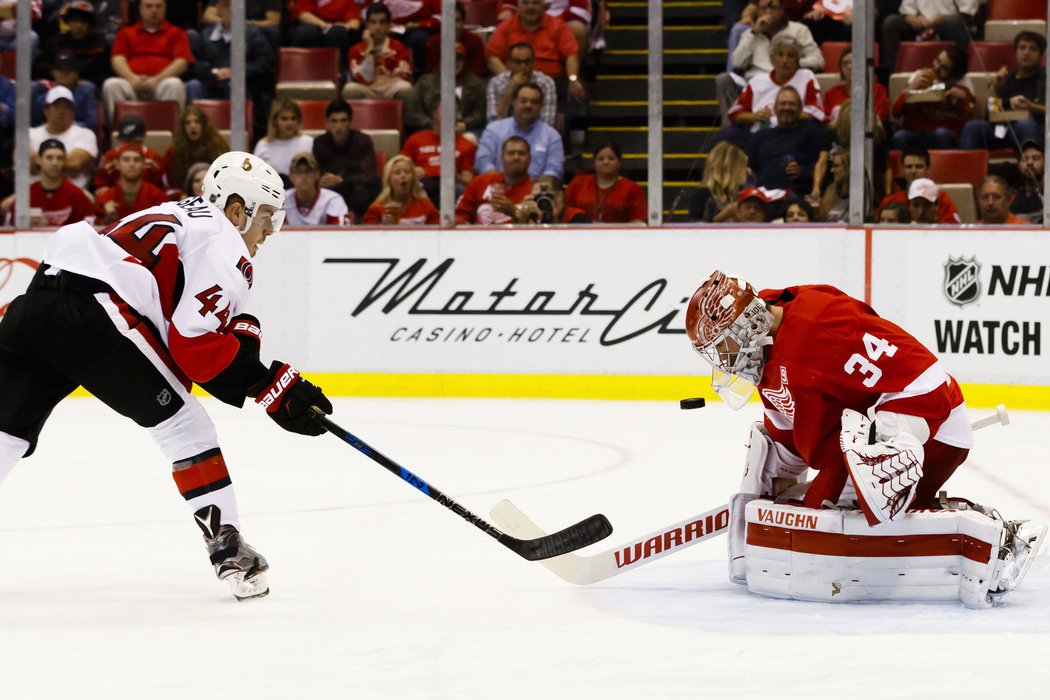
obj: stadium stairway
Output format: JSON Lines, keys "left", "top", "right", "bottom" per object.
{"left": 583, "top": 1, "right": 726, "bottom": 218}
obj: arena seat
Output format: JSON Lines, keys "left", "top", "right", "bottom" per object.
{"left": 967, "top": 72, "right": 998, "bottom": 118}
{"left": 112, "top": 100, "right": 181, "bottom": 153}
{"left": 968, "top": 42, "right": 1017, "bottom": 72}
{"left": 361, "top": 129, "right": 400, "bottom": 161}
{"left": 987, "top": 0, "right": 1048, "bottom": 21}
{"left": 985, "top": 20, "right": 1047, "bottom": 43}
{"left": 819, "top": 42, "right": 879, "bottom": 71}
{"left": 346, "top": 99, "right": 404, "bottom": 138}
{"left": 894, "top": 42, "right": 951, "bottom": 72}
{"left": 464, "top": 0, "right": 500, "bottom": 27}
{"left": 0, "top": 50, "right": 13, "bottom": 79}
{"left": 276, "top": 47, "right": 341, "bottom": 101}
{"left": 888, "top": 73, "right": 911, "bottom": 104}
{"left": 928, "top": 150, "right": 989, "bottom": 189}
{"left": 816, "top": 72, "right": 841, "bottom": 94}
{"left": 192, "top": 99, "right": 253, "bottom": 143}
{"left": 940, "top": 184, "right": 976, "bottom": 224}
{"left": 298, "top": 100, "right": 331, "bottom": 135}
{"left": 375, "top": 150, "right": 387, "bottom": 178}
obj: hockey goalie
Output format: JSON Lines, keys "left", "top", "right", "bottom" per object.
{"left": 684, "top": 270, "right": 1045, "bottom": 608}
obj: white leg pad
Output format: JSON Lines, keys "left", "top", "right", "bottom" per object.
{"left": 148, "top": 397, "right": 219, "bottom": 464}
{"left": 743, "top": 501, "right": 1006, "bottom": 608}
{"left": 0, "top": 431, "right": 30, "bottom": 486}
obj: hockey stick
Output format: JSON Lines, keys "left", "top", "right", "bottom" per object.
{"left": 311, "top": 411, "right": 613, "bottom": 561}
{"left": 491, "top": 404, "right": 1012, "bottom": 583}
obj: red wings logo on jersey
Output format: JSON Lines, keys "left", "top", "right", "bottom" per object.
{"left": 761, "top": 366, "right": 796, "bottom": 424}
{"left": 237, "top": 256, "right": 254, "bottom": 289}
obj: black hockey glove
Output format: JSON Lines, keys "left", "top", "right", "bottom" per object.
{"left": 200, "top": 314, "right": 267, "bottom": 407}
{"left": 249, "top": 361, "right": 332, "bottom": 436}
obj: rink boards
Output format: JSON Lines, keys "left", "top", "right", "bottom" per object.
{"left": 1, "top": 225, "right": 1047, "bottom": 408}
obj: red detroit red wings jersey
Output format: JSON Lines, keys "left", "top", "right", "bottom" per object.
{"left": 42, "top": 198, "right": 255, "bottom": 384}
{"left": 757, "top": 285, "right": 972, "bottom": 479}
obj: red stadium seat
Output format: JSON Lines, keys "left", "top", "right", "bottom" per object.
{"left": 465, "top": 0, "right": 500, "bottom": 27}
{"left": 987, "top": 0, "right": 1048, "bottom": 21}
{"left": 276, "top": 48, "right": 341, "bottom": 101}
{"left": 298, "top": 100, "right": 331, "bottom": 131}
{"left": 968, "top": 42, "right": 1017, "bottom": 72}
{"left": 346, "top": 99, "right": 405, "bottom": 137}
{"left": 0, "top": 50, "right": 13, "bottom": 79}
{"left": 375, "top": 150, "right": 388, "bottom": 178}
{"left": 113, "top": 100, "right": 182, "bottom": 131}
{"left": 928, "top": 150, "right": 989, "bottom": 189}
{"left": 895, "top": 42, "right": 952, "bottom": 72}
{"left": 192, "top": 99, "right": 253, "bottom": 138}
{"left": 819, "top": 42, "right": 879, "bottom": 72}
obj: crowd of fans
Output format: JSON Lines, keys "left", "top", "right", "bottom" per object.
{"left": 699, "top": 0, "right": 1048, "bottom": 224}
{"left": 0, "top": 0, "right": 1045, "bottom": 228}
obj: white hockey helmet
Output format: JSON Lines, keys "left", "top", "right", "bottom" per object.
{"left": 685, "top": 270, "right": 775, "bottom": 409}
{"left": 202, "top": 151, "right": 286, "bottom": 234}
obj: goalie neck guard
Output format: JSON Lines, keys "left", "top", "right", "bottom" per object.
{"left": 202, "top": 151, "right": 286, "bottom": 235}
{"left": 685, "top": 271, "right": 774, "bottom": 409}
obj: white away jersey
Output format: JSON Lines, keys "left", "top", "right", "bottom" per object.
{"left": 283, "top": 187, "right": 352, "bottom": 227}
{"left": 43, "top": 198, "right": 256, "bottom": 383}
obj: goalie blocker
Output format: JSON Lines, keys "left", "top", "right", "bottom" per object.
{"left": 742, "top": 499, "right": 1046, "bottom": 608}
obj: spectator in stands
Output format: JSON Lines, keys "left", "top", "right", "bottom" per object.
{"left": 455, "top": 136, "right": 534, "bottom": 225}
{"left": 312, "top": 99, "right": 381, "bottom": 222}
{"left": 960, "top": 31, "right": 1046, "bottom": 152}
{"left": 890, "top": 45, "right": 974, "bottom": 150}
{"left": 824, "top": 48, "right": 889, "bottom": 128}
{"left": 362, "top": 154, "right": 440, "bottom": 225}
{"left": 31, "top": 50, "right": 99, "bottom": 130}
{"left": 0, "top": 51, "right": 12, "bottom": 141}
{"left": 487, "top": 42, "right": 558, "bottom": 127}
{"left": 201, "top": 0, "right": 281, "bottom": 51}
{"left": 800, "top": 0, "right": 851, "bottom": 45}
{"left": 721, "top": 35, "right": 825, "bottom": 150}
{"left": 878, "top": 147, "right": 960, "bottom": 223}
{"left": 1012, "top": 140, "right": 1044, "bottom": 224}
{"left": 733, "top": 186, "right": 782, "bottom": 223}
{"left": 784, "top": 197, "right": 812, "bottom": 222}
{"left": 565, "top": 141, "right": 646, "bottom": 223}
{"left": 37, "top": 2, "right": 110, "bottom": 87}
{"left": 2, "top": 139, "right": 94, "bottom": 227}
{"left": 907, "top": 178, "right": 941, "bottom": 224}
{"left": 384, "top": 0, "right": 440, "bottom": 75}
{"left": 878, "top": 201, "right": 911, "bottom": 223}
{"left": 746, "top": 86, "right": 830, "bottom": 202}
{"left": 183, "top": 161, "right": 209, "bottom": 198}
{"left": 290, "top": 0, "right": 363, "bottom": 66}
{"left": 254, "top": 98, "right": 315, "bottom": 178}
{"left": 879, "top": 0, "right": 976, "bottom": 84}
{"left": 977, "top": 175, "right": 1029, "bottom": 225}
{"left": 342, "top": 2, "right": 414, "bottom": 103}
{"left": 402, "top": 99, "right": 476, "bottom": 202}
{"left": 405, "top": 42, "right": 486, "bottom": 138}
{"left": 717, "top": 0, "right": 822, "bottom": 122}
{"left": 0, "top": 0, "right": 41, "bottom": 57}
{"left": 425, "top": 2, "right": 487, "bottom": 77}
{"left": 94, "top": 142, "right": 170, "bottom": 225}
{"left": 687, "top": 141, "right": 749, "bottom": 222}
{"left": 29, "top": 86, "right": 98, "bottom": 191}
{"left": 817, "top": 148, "right": 849, "bottom": 222}
{"left": 185, "top": 0, "right": 276, "bottom": 104}
{"left": 518, "top": 174, "right": 592, "bottom": 224}
{"left": 486, "top": 0, "right": 586, "bottom": 106}
{"left": 497, "top": 0, "right": 595, "bottom": 58}
{"left": 96, "top": 115, "right": 165, "bottom": 192}
{"left": 102, "top": 0, "right": 193, "bottom": 122}
{"left": 284, "top": 151, "right": 353, "bottom": 227}
{"left": 165, "top": 104, "right": 229, "bottom": 194}
{"left": 476, "top": 83, "right": 565, "bottom": 178}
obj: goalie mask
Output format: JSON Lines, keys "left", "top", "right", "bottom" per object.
{"left": 202, "top": 151, "right": 286, "bottom": 236}
{"left": 685, "top": 271, "right": 774, "bottom": 409}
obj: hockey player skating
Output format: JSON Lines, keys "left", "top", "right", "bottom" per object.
{"left": 0, "top": 151, "right": 333, "bottom": 600}
{"left": 684, "top": 270, "right": 1045, "bottom": 607}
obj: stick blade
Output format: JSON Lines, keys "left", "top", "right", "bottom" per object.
{"left": 504, "top": 512, "right": 613, "bottom": 561}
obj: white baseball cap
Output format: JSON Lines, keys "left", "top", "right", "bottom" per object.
{"left": 45, "top": 85, "right": 75, "bottom": 105}
{"left": 908, "top": 177, "right": 938, "bottom": 203}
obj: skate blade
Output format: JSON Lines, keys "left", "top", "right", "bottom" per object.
{"left": 1012, "top": 523, "right": 1048, "bottom": 592}
{"left": 224, "top": 571, "right": 270, "bottom": 601}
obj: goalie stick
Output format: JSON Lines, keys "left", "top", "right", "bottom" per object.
{"left": 491, "top": 404, "right": 1013, "bottom": 583}
{"left": 311, "top": 410, "right": 613, "bottom": 561}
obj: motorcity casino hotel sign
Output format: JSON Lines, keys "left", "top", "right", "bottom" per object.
{"left": 324, "top": 256, "right": 689, "bottom": 348}
{"left": 936, "top": 255, "right": 1043, "bottom": 357}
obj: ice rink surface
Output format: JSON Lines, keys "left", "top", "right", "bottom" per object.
{"left": 1, "top": 396, "right": 1048, "bottom": 699}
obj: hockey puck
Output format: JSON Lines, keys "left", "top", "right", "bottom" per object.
{"left": 679, "top": 398, "right": 706, "bottom": 410}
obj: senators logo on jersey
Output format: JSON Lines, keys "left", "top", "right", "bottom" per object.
{"left": 237, "top": 256, "right": 254, "bottom": 289}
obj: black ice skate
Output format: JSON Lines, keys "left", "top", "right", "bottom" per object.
{"left": 194, "top": 505, "right": 270, "bottom": 600}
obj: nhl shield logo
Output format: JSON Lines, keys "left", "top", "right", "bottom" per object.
{"left": 943, "top": 256, "right": 982, "bottom": 307}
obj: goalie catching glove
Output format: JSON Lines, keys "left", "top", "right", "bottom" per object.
{"left": 840, "top": 408, "right": 924, "bottom": 526}
{"left": 250, "top": 361, "right": 332, "bottom": 436}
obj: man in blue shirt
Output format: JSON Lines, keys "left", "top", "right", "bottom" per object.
{"left": 475, "top": 82, "right": 564, "bottom": 179}
{"left": 746, "top": 86, "right": 830, "bottom": 202}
